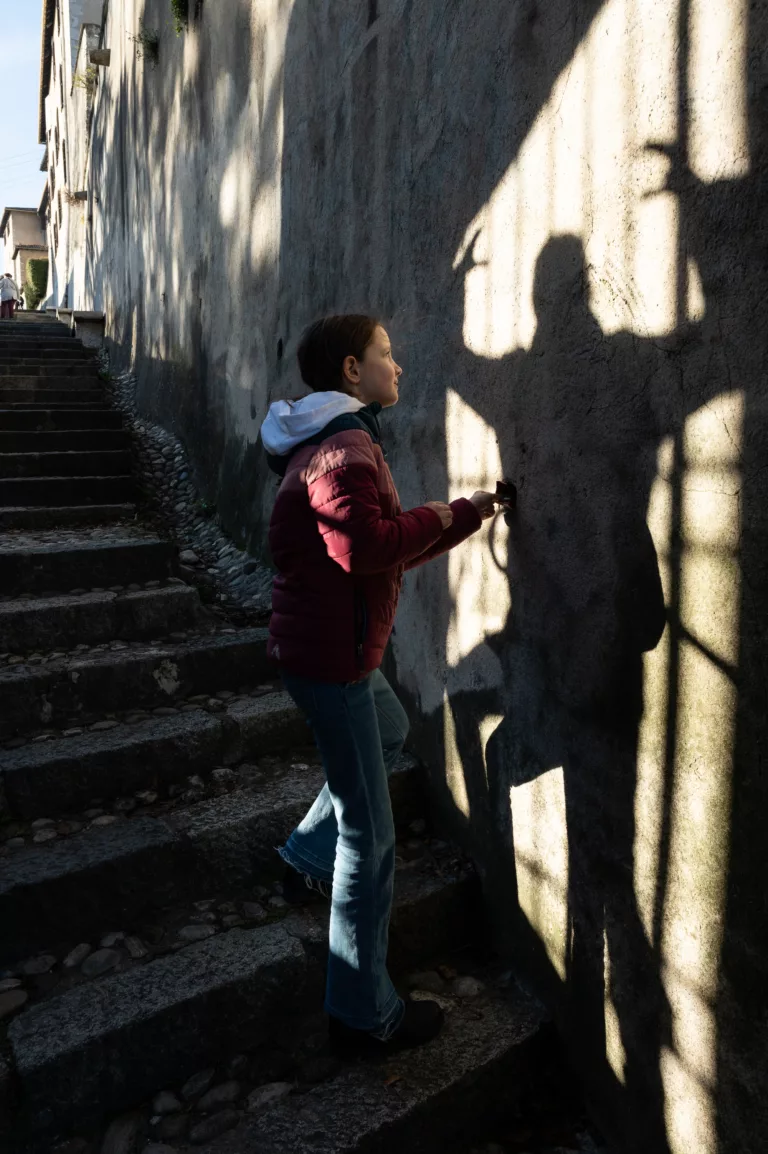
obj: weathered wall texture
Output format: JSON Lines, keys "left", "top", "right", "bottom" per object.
{"left": 83, "top": 2, "right": 768, "bottom": 1152}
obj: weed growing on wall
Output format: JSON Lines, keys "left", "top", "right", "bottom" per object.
{"left": 170, "top": 0, "right": 189, "bottom": 35}
{"left": 73, "top": 64, "right": 98, "bottom": 93}
{"left": 128, "top": 23, "right": 160, "bottom": 65}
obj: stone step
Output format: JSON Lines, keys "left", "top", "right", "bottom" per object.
{"left": 0, "top": 342, "right": 91, "bottom": 353}
{"left": 0, "top": 376, "right": 101, "bottom": 390}
{"left": 0, "top": 408, "right": 122, "bottom": 430}
{"left": 193, "top": 986, "right": 545, "bottom": 1154}
{"left": 0, "top": 449, "right": 132, "bottom": 478}
{"left": 0, "top": 360, "right": 99, "bottom": 375}
{"left": 0, "top": 390, "right": 106, "bottom": 406}
{"left": 0, "top": 504, "right": 136, "bottom": 530}
{"left": 0, "top": 474, "right": 136, "bottom": 507}
{"left": 0, "top": 746, "right": 427, "bottom": 962}
{"left": 0, "top": 691, "right": 310, "bottom": 819}
{"left": 6, "top": 856, "right": 482, "bottom": 1146}
{"left": 0, "top": 328, "right": 71, "bottom": 340}
{"left": 0, "top": 428, "right": 128, "bottom": 453}
{"left": 0, "top": 626, "right": 271, "bottom": 737}
{"left": 0, "top": 534, "right": 172, "bottom": 595}
{"left": 0, "top": 341, "right": 92, "bottom": 352}
{"left": 0, "top": 585, "right": 203, "bottom": 652}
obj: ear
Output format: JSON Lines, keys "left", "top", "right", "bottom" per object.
{"left": 341, "top": 354, "right": 361, "bottom": 386}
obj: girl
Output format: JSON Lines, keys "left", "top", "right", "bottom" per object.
{"left": 261, "top": 315, "right": 497, "bottom": 1059}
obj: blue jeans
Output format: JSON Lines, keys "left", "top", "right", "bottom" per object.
{"left": 279, "top": 668, "right": 409, "bottom": 1038}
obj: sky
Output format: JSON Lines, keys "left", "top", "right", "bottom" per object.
{"left": 0, "top": 5, "right": 46, "bottom": 273}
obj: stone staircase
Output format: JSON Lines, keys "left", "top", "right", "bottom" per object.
{"left": 0, "top": 317, "right": 549, "bottom": 1154}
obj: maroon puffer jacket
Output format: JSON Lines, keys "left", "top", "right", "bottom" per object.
{"left": 268, "top": 427, "right": 481, "bottom": 682}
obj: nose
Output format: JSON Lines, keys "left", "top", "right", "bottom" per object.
{"left": 394, "top": 361, "right": 402, "bottom": 377}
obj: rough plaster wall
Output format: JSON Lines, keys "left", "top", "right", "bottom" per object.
{"left": 84, "top": 2, "right": 768, "bottom": 1152}
{"left": 87, "top": 0, "right": 288, "bottom": 532}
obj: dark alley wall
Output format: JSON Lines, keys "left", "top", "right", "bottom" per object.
{"left": 84, "top": 2, "right": 768, "bottom": 1151}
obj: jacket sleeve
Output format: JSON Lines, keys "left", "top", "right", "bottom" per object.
{"left": 307, "top": 458, "right": 445, "bottom": 575}
{"left": 404, "top": 497, "right": 483, "bottom": 570}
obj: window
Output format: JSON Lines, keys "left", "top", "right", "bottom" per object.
{"left": 59, "top": 67, "right": 64, "bottom": 107}
{"left": 62, "top": 141, "right": 67, "bottom": 185}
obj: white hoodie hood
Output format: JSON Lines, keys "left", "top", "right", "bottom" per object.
{"left": 260, "top": 391, "right": 365, "bottom": 456}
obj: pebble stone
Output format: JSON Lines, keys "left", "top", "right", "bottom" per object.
{"left": 188, "top": 1109, "right": 240, "bottom": 1144}
{"left": 195, "top": 1080, "right": 241, "bottom": 1112}
{"left": 226, "top": 1054, "right": 249, "bottom": 1079}
{"left": 91, "top": 720, "right": 119, "bottom": 732}
{"left": 181, "top": 1067, "right": 215, "bottom": 1102}
{"left": 63, "top": 943, "right": 92, "bottom": 968}
{"left": 81, "top": 948, "right": 122, "bottom": 978}
{"left": 157, "top": 1113, "right": 189, "bottom": 1140}
{"left": 0, "top": 989, "right": 28, "bottom": 1018}
{"left": 31, "top": 817, "right": 55, "bottom": 829}
{"left": 21, "top": 953, "right": 57, "bottom": 976}
{"left": 0, "top": 977, "right": 22, "bottom": 991}
{"left": 100, "top": 931, "right": 125, "bottom": 948}
{"left": 99, "top": 1111, "right": 145, "bottom": 1154}
{"left": 6, "top": 837, "right": 25, "bottom": 848}
{"left": 91, "top": 814, "right": 118, "bottom": 827}
{"left": 152, "top": 1090, "right": 182, "bottom": 1116}
{"left": 125, "top": 935, "right": 150, "bottom": 959}
{"left": 177, "top": 924, "right": 216, "bottom": 943}
{"left": 246, "top": 1082, "right": 293, "bottom": 1112}
{"left": 33, "top": 829, "right": 58, "bottom": 843}
{"left": 452, "top": 975, "right": 485, "bottom": 998}
{"left": 242, "top": 902, "right": 267, "bottom": 922}
{"left": 407, "top": 970, "right": 448, "bottom": 995}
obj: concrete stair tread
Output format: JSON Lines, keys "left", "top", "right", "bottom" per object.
{"left": 0, "top": 504, "right": 137, "bottom": 530}
{"left": 0, "top": 742, "right": 424, "bottom": 961}
{"left": 0, "top": 474, "right": 136, "bottom": 508}
{"left": 6, "top": 855, "right": 486, "bottom": 1143}
{"left": 0, "top": 410, "right": 122, "bottom": 432}
{"left": 0, "top": 584, "right": 202, "bottom": 653}
{"left": 195, "top": 985, "right": 544, "bottom": 1154}
{"left": 0, "top": 626, "right": 271, "bottom": 737}
{"left": 0, "top": 399, "right": 110, "bottom": 409}
{"left": 0, "top": 690, "right": 310, "bottom": 819}
{"left": 0, "top": 526, "right": 166, "bottom": 552}
{"left": 0, "top": 430, "right": 129, "bottom": 452}
{"left": 0, "top": 624, "right": 267, "bottom": 679}
{"left": 0, "top": 450, "right": 132, "bottom": 478}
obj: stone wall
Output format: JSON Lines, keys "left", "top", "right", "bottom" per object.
{"left": 83, "top": 2, "right": 768, "bottom": 1152}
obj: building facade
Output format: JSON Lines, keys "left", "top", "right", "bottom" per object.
{"left": 38, "top": 0, "right": 103, "bottom": 307}
{"left": 0, "top": 207, "right": 47, "bottom": 293}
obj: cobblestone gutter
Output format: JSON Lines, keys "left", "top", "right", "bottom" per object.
{"left": 101, "top": 355, "right": 273, "bottom": 618}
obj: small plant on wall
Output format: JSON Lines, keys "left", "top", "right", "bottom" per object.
{"left": 74, "top": 64, "right": 98, "bottom": 93}
{"left": 170, "top": 0, "right": 189, "bottom": 34}
{"left": 128, "top": 22, "right": 160, "bottom": 65}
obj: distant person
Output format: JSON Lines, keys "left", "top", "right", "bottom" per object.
{"left": 261, "top": 315, "right": 499, "bottom": 1059}
{"left": 0, "top": 273, "right": 19, "bottom": 319}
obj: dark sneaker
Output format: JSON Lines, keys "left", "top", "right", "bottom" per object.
{"left": 328, "top": 998, "right": 445, "bottom": 1061}
{"left": 281, "top": 865, "right": 332, "bottom": 906}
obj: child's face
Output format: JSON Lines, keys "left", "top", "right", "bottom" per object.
{"left": 344, "top": 326, "right": 402, "bottom": 408}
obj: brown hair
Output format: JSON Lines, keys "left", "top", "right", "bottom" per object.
{"left": 297, "top": 314, "right": 379, "bottom": 392}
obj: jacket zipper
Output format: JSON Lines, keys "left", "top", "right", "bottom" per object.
{"left": 354, "top": 587, "right": 368, "bottom": 671}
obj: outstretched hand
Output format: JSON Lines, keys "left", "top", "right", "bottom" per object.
{"left": 468, "top": 491, "right": 499, "bottom": 521}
